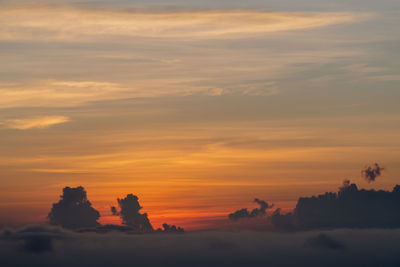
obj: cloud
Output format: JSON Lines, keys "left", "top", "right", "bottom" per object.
{"left": 111, "top": 193, "right": 185, "bottom": 233}
{"left": 157, "top": 223, "right": 185, "bottom": 233}
{"left": 304, "top": 233, "right": 345, "bottom": 250}
{"left": 361, "top": 163, "right": 384, "bottom": 183}
{"left": 2, "top": 226, "right": 400, "bottom": 266}
{"left": 3, "top": 116, "right": 70, "bottom": 130}
{"left": 228, "top": 198, "right": 273, "bottom": 221}
{"left": 1, "top": 225, "right": 65, "bottom": 254}
{"left": 48, "top": 186, "right": 100, "bottom": 229}
{"left": 111, "top": 194, "right": 154, "bottom": 232}
{"left": 271, "top": 181, "right": 400, "bottom": 230}
{"left": 0, "top": 80, "right": 132, "bottom": 109}
{"left": 0, "top": 5, "right": 367, "bottom": 42}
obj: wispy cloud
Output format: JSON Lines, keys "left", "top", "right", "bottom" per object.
{"left": 4, "top": 116, "right": 70, "bottom": 130}
{"left": 0, "top": 5, "right": 368, "bottom": 41}
{"left": 0, "top": 80, "right": 132, "bottom": 108}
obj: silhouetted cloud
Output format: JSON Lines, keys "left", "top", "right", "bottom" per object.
{"left": 111, "top": 194, "right": 185, "bottom": 233}
{"left": 304, "top": 233, "right": 345, "bottom": 250}
{"left": 228, "top": 198, "right": 273, "bottom": 221}
{"left": 111, "top": 194, "right": 153, "bottom": 232}
{"left": 339, "top": 179, "right": 351, "bottom": 191}
{"left": 48, "top": 186, "right": 100, "bottom": 229}
{"left": 271, "top": 209, "right": 297, "bottom": 231}
{"left": 272, "top": 181, "right": 400, "bottom": 230}
{"left": 156, "top": 223, "right": 184, "bottom": 233}
{"left": 76, "top": 224, "right": 138, "bottom": 234}
{"left": 362, "top": 163, "right": 384, "bottom": 183}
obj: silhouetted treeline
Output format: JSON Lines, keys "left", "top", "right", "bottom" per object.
{"left": 272, "top": 183, "right": 400, "bottom": 230}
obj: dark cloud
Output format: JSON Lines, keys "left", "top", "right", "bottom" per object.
{"left": 156, "top": 223, "right": 184, "bottom": 233}
{"left": 1, "top": 225, "right": 65, "bottom": 254}
{"left": 77, "top": 223, "right": 185, "bottom": 234}
{"left": 207, "top": 237, "right": 239, "bottom": 250}
{"left": 271, "top": 209, "right": 297, "bottom": 231}
{"left": 304, "top": 233, "right": 345, "bottom": 250}
{"left": 76, "top": 224, "right": 139, "bottom": 234}
{"left": 272, "top": 181, "right": 400, "bottom": 230}
{"left": 228, "top": 198, "right": 273, "bottom": 221}
{"left": 48, "top": 186, "right": 100, "bottom": 229}
{"left": 111, "top": 194, "right": 154, "bottom": 232}
{"left": 2, "top": 226, "right": 400, "bottom": 267}
{"left": 111, "top": 194, "right": 184, "bottom": 234}
{"left": 339, "top": 179, "right": 351, "bottom": 191}
{"left": 362, "top": 163, "right": 384, "bottom": 183}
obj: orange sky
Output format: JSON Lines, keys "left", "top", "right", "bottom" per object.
{"left": 0, "top": 2, "right": 400, "bottom": 230}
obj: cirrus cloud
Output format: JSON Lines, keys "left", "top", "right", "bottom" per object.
{"left": 4, "top": 116, "right": 70, "bottom": 130}
{"left": 0, "top": 5, "right": 369, "bottom": 42}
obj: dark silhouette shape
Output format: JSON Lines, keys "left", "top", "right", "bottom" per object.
{"left": 339, "top": 179, "right": 351, "bottom": 191}
{"left": 362, "top": 163, "right": 384, "bottom": 183}
{"left": 111, "top": 194, "right": 153, "bottom": 232}
{"left": 304, "top": 233, "right": 345, "bottom": 250}
{"left": 76, "top": 224, "right": 136, "bottom": 234}
{"left": 156, "top": 223, "right": 184, "bottom": 233}
{"left": 271, "top": 209, "right": 297, "bottom": 231}
{"left": 229, "top": 198, "right": 273, "bottom": 221}
{"left": 272, "top": 181, "right": 400, "bottom": 230}
{"left": 48, "top": 186, "right": 100, "bottom": 229}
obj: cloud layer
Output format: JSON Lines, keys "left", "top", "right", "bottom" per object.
{"left": 2, "top": 225, "right": 400, "bottom": 267}
{"left": 0, "top": 5, "right": 365, "bottom": 41}
{"left": 3, "top": 116, "right": 70, "bottom": 130}
{"left": 272, "top": 182, "right": 400, "bottom": 230}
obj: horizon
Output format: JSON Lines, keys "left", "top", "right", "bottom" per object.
{"left": 3, "top": 173, "right": 397, "bottom": 232}
{"left": 0, "top": 1, "right": 400, "bottom": 266}
{"left": 1, "top": 1, "right": 399, "bottom": 231}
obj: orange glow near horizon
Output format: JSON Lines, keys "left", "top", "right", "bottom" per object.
{"left": 1, "top": 2, "right": 400, "bottom": 232}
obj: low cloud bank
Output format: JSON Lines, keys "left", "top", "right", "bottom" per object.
{"left": 0, "top": 225, "right": 66, "bottom": 254}
{"left": 2, "top": 225, "right": 400, "bottom": 266}
{"left": 272, "top": 181, "right": 400, "bottom": 230}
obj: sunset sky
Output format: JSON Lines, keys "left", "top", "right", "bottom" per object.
{"left": 1, "top": 0, "right": 399, "bottom": 230}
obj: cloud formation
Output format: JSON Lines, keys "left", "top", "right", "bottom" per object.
{"left": 111, "top": 194, "right": 154, "bottom": 232}
{"left": 2, "top": 226, "right": 400, "bottom": 267}
{"left": 228, "top": 198, "right": 273, "bottom": 221}
{"left": 304, "top": 233, "right": 345, "bottom": 250}
{"left": 0, "top": 80, "right": 131, "bottom": 108}
{"left": 1, "top": 225, "right": 65, "bottom": 254}
{"left": 272, "top": 181, "right": 400, "bottom": 230}
{"left": 3, "top": 116, "right": 70, "bottom": 130}
{"left": 48, "top": 186, "right": 100, "bottom": 229}
{"left": 0, "top": 5, "right": 365, "bottom": 41}
{"left": 362, "top": 163, "right": 384, "bottom": 183}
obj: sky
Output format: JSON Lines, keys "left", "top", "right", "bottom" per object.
{"left": 0, "top": 0, "right": 399, "bottom": 230}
